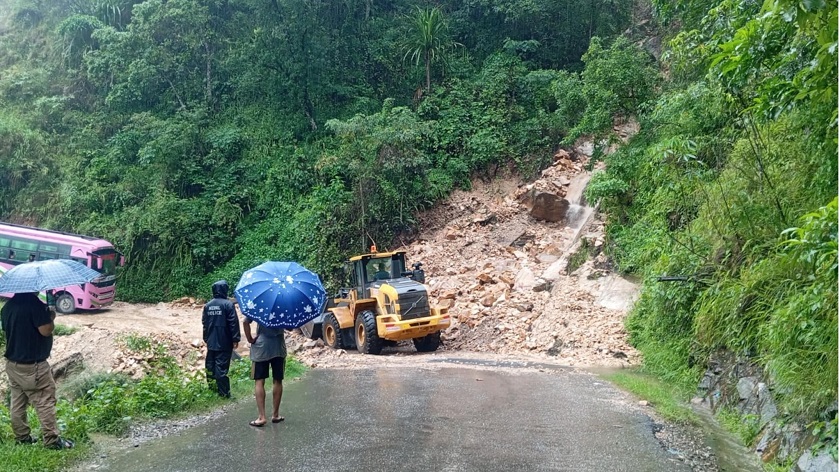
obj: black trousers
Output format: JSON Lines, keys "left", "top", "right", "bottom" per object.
{"left": 205, "top": 349, "right": 233, "bottom": 397}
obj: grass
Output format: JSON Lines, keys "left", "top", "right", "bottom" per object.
{"left": 0, "top": 443, "right": 89, "bottom": 472}
{"left": 566, "top": 238, "right": 592, "bottom": 274}
{"left": 1, "top": 341, "right": 308, "bottom": 472}
{"left": 52, "top": 324, "right": 77, "bottom": 336}
{"left": 716, "top": 407, "right": 761, "bottom": 446}
{"left": 601, "top": 369, "right": 698, "bottom": 424}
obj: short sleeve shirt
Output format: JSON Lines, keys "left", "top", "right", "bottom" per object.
{"left": 245, "top": 318, "right": 286, "bottom": 362}
{"left": 1, "top": 294, "right": 53, "bottom": 363}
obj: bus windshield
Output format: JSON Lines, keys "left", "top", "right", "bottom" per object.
{"left": 93, "top": 250, "right": 119, "bottom": 278}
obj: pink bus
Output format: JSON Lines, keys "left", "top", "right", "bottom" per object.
{"left": 0, "top": 222, "right": 124, "bottom": 314}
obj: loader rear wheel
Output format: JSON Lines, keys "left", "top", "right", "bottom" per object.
{"left": 355, "top": 310, "right": 382, "bottom": 355}
{"left": 323, "top": 313, "right": 344, "bottom": 349}
{"left": 413, "top": 332, "right": 441, "bottom": 352}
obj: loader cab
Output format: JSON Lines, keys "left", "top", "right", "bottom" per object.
{"left": 348, "top": 251, "right": 409, "bottom": 298}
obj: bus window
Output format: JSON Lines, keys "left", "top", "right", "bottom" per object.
{"left": 0, "top": 237, "right": 9, "bottom": 247}
{"left": 0, "top": 248, "right": 9, "bottom": 259}
{"left": 39, "top": 243, "right": 60, "bottom": 252}
{"left": 38, "top": 253, "right": 59, "bottom": 261}
{"left": 11, "top": 240, "right": 38, "bottom": 252}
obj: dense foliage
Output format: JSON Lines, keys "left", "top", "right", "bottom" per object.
{"left": 0, "top": 0, "right": 632, "bottom": 300}
{"left": 586, "top": 0, "right": 837, "bottom": 431}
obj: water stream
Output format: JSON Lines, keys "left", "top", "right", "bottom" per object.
{"left": 563, "top": 171, "right": 594, "bottom": 235}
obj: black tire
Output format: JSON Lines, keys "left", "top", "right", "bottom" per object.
{"left": 413, "top": 332, "right": 441, "bottom": 352}
{"left": 322, "top": 313, "right": 345, "bottom": 349}
{"left": 355, "top": 310, "right": 382, "bottom": 355}
{"left": 55, "top": 293, "right": 75, "bottom": 314}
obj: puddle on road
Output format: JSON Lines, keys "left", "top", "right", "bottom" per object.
{"left": 426, "top": 357, "right": 570, "bottom": 372}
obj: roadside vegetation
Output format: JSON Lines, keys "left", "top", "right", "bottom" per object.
{"left": 584, "top": 0, "right": 838, "bottom": 464}
{"left": 603, "top": 370, "right": 697, "bottom": 425}
{"left": 52, "top": 324, "right": 77, "bottom": 336}
{"left": 0, "top": 334, "right": 306, "bottom": 472}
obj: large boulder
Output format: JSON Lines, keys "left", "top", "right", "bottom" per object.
{"left": 796, "top": 450, "right": 838, "bottom": 472}
{"left": 528, "top": 191, "right": 570, "bottom": 222}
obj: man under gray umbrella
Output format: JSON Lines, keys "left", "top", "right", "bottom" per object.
{"left": 1, "top": 292, "right": 74, "bottom": 449}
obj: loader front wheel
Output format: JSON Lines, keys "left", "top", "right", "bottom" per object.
{"left": 323, "top": 313, "right": 344, "bottom": 349}
{"left": 355, "top": 310, "right": 382, "bottom": 355}
{"left": 413, "top": 332, "right": 441, "bottom": 352}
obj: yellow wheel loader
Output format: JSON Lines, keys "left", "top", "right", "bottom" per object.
{"left": 301, "top": 249, "right": 450, "bottom": 354}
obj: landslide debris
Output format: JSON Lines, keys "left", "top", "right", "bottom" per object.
{"left": 37, "top": 132, "right": 642, "bottom": 380}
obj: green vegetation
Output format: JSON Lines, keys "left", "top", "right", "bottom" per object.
{"left": 52, "top": 324, "right": 77, "bottom": 336}
{"left": 566, "top": 238, "right": 593, "bottom": 274}
{"left": 0, "top": 0, "right": 633, "bottom": 302}
{"left": 584, "top": 0, "right": 838, "bottom": 458}
{"left": 0, "top": 442, "right": 88, "bottom": 472}
{"left": 603, "top": 370, "right": 698, "bottom": 424}
{"left": 1, "top": 334, "right": 306, "bottom": 472}
{"left": 717, "top": 408, "right": 761, "bottom": 446}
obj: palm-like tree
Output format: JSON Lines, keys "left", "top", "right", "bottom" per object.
{"left": 401, "top": 7, "right": 461, "bottom": 95}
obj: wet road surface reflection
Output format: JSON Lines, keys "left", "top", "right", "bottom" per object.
{"left": 96, "top": 366, "right": 689, "bottom": 472}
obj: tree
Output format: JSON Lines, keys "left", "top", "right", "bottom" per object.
{"left": 401, "top": 6, "right": 461, "bottom": 95}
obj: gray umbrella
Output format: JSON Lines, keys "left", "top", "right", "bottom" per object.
{"left": 0, "top": 259, "right": 102, "bottom": 293}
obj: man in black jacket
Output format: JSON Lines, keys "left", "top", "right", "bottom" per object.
{"left": 202, "top": 280, "right": 241, "bottom": 398}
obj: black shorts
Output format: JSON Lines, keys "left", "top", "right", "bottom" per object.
{"left": 251, "top": 357, "right": 285, "bottom": 381}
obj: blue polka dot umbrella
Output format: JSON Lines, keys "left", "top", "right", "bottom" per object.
{"left": 234, "top": 261, "right": 327, "bottom": 329}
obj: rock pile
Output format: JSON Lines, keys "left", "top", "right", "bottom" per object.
{"left": 111, "top": 332, "right": 206, "bottom": 379}
{"left": 289, "top": 143, "right": 641, "bottom": 368}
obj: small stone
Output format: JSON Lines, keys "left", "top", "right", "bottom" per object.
{"left": 638, "top": 400, "right": 649, "bottom": 407}
{"left": 532, "top": 279, "right": 552, "bottom": 292}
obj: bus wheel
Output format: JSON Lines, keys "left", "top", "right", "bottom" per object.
{"left": 55, "top": 294, "right": 75, "bottom": 314}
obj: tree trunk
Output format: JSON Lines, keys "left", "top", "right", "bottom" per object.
{"left": 425, "top": 50, "right": 431, "bottom": 93}
{"left": 204, "top": 41, "right": 213, "bottom": 110}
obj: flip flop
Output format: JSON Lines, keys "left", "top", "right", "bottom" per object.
{"left": 249, "top": 420, "right": 266, "bottom": 427}
{"left": 271, "top": 416, "right": 285, "bottom": 423}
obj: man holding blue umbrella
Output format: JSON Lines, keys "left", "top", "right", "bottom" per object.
{"left": 242, "top": 316, "right": 286, "bottom": 427}
{"left": 235, "top": 261, "right": 327, "bottom": 427}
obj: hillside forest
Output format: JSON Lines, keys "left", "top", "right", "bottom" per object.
{"left": 0, "top": 0, "right": 836, "bottom": 457}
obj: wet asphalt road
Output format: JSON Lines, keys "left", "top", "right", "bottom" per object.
{"left": 96, "top": 362, "right": 689, "bottom": 472}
